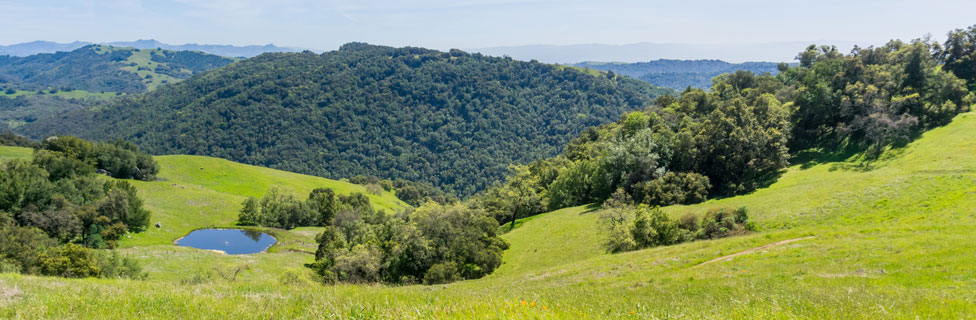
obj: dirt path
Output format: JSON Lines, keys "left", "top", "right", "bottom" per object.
{"left": 695, "top": 236, "right": 816, "bottom": 267}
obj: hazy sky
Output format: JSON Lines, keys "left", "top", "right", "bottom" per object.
{"left": 2, "top": 0, "right": 975, "bottom": 51}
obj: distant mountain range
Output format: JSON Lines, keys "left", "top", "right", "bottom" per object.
{"left": 0, "top": 40, "right": 303, "bottom": 58}
{"left": 572, "top": 60, "right": 788, "bottom": 90}
{"left": 470, "top": 41, "right": 870, "bottom": 64}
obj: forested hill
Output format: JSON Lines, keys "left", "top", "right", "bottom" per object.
{"left": 572, "top": 59, "right": 783, "bottom": 90}
{"left": 22, "top": 43, "right": 673, "bottom": 196}
{"left": 0, "top": 45, "right": 235, "bottom": 93}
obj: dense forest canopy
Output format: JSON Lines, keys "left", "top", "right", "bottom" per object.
{"left": 478, "top": 30, "right": 975, "bottom": 227}
{"left": 22, "top": 43, "right": 673, "bottom": 196}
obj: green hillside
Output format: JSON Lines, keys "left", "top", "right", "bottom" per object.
{"left": 0, "top": 45, "right": 235, "bottom": 131}
{"left": 0, "top": 45, "right": 235, "bottom": 94}
{"left": 20, "top": 43, "right": 673, "bottom": 196}
{"left": 1, "top": 107, "right": 973, "bottom": 318}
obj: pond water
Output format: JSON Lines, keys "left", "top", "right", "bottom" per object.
{"left": 175, "top": 229, "right": 276, "bottom": 254}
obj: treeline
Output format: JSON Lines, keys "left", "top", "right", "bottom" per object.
{"left": 348, "top": 175, "right": 457, "bottom": 207}
{"left": 238, "top": 187, "right": 348, "bottom": 229}
{"left": 238, "top": 187, "right": 507, "bottom": 285}
{"left": 478, "top": 29, "right": 975, "bottom": 226}
{"left": 0, "top": 135, "right": 155, "bottom": 279}
{"left": 24, "top": 43, "right": 672, "bottom": 197}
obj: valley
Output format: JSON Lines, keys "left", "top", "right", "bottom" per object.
{"left": 1, "top": 109, "right": 974, "bottom": 318}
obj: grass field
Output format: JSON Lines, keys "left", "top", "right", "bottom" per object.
{"left": 1, "top": 112, "right": 975, "bottom": 318}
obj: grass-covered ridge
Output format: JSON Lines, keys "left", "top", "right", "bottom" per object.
{"left": 1, "top": 110, "right": 974, "bottom": 318}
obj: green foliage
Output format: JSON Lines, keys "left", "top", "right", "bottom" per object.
{"left": 36, "top": 243, "right": 144, "bottom": 279}
{"left": 699, "top": 207, "right": 755, "bottom": 239}
{"left": 312, "top": 201, "right": 508, "bottom": 285}
{"left": 0, "top": 136, "right": 152, "bottom": 250}
{"left": 38, "top": 135, "right": 159, "bottom": 181}
{"left": 237, "top": 187, "right": 316, "bottom": 229}
{"left": 483, "top": 76, "right": 791, "bottom": 221}
{"left": 782, "top": 40, "right": 973, "bottom": 155}
{"left": 633, "top": 172, "right": 710, "bottom": 206}
{"left": 424, "top": 261, "right": 460, "bottom": 285}
{"left": 630, "top": 205, "right": 680, "bottom": 248}
{"left": 940, "top": 25, "right": 976, "bottom": 89}
{"left": 349, "top": 175, "right": 457, "bottom": 207}
{"left": 600, "top": 205, "right": 753, "bottom": 253}
{"left": 0, "top": 224, "right": 56, "bottom": 274}
{"left": 0, "top": 45, "right": 233, "bottom": 94}
{"left": 0, "top": 132, "right": 36, "bottom": 147}
{"left": 24, "top": 43, "right": 672, "bottom": 197}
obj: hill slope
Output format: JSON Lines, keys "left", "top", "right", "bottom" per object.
{"left": 1, "top": 109, "right": 973, "bottom": 318}
{"left": 22, "top": 43, "right": 673, "bottom": 196}
{"left": 0, "top": 45, "right": 236, "bottom": 94}
{"left": 0, "top": 148, "right": 408, "bottom": 248}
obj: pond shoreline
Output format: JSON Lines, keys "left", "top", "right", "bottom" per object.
{"left": 173, "top": 228, "right": 279, "bottom": 255}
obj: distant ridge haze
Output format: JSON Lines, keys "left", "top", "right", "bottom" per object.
{"left": 4, "top": 39, "right": 878, "bottom": 63}
{"left": 469, "top": 41, "right": 874, "bottom": 64}
{"left": 0, "top": 39, "right": 303, "bottom": 58}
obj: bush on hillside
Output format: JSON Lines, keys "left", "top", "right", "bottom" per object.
{"left": 599, "top": 205, "right": 755, "bottom": 253}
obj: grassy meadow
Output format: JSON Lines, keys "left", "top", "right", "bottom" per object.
{"left": 1, "top": 112, "right": 975, "bottom": 318}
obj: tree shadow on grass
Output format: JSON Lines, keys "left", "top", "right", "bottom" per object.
{"left": 791, "top": 143, "right": 864, "bottom": 170}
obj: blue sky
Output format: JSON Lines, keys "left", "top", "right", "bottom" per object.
{"left": 2, "top": 0, "right": 975, "bottom": 51}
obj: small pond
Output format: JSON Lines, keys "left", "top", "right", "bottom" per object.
{"left": 175, "top": 229, "right": 276, "bottom": 254}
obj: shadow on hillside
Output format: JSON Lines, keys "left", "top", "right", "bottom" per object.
{"left": 791, "top": 143, "right": 863, "bottom": 170}
{"left": 581, "top": 203, "right": 602, "bottom": 214}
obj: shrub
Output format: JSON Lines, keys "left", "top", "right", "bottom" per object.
{"left": 424, "top": 261, "right": 460, "bottom": 285}
{"left": 600, "top": 206, "right": 755, "bottom": 253}
{"left": 630, "top": 206, "right": 680, "bottom": 247}
{"left": 38, "top": 243, "right": 100, "bottom": 278}
{"left": 634, "top": 172, "right": 711, "bottom": 206}
{"left": 700, "top": 207, "right": 754, "bottom": 239}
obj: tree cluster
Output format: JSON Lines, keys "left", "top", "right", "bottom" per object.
{"left": 599, "top": 197, "right": 754, "bottom": 253}
{"left": 238, "top": 187, "right": 344, "bottom": 230}
{"left": 0, "top": 136, "right": 152, "bottom": 279}
{"left": 0, "top": 226, "right": 144, "bottom": 279}
{"left": 312, "top": 202, "right": 508, "bottom": 285}
{"left": 39, "top": 135, "right": 158, "bottom": 181}
{"left": 347, "top": 174, "right": 458, "bottom": 207}
{"left": 237, "top": 186, "right": 508, "bottom": 285}
{"left": 477, "top": 74, "right": 791, "bottom": 225}
{"left": 784, "top": 39, "right": 973, "bottom": 155}
{"left": 477, "top": 30, "right": 975, "bottom": 226}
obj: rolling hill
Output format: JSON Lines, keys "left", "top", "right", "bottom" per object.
{"left": 0, "top": 45, "right": 236, "bottom": 131}
{"left": 1, "top": 110, "right": 973, "bottom": 319}
{"left": 0, "top": 45, "right": 236, "bottom": 94}
{"left": 20, "top": 43, "right": 673, "bottom": 196}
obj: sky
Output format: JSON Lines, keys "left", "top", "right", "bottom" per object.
{"left": 2, "top": 0, "right": 976, "bottom": 52}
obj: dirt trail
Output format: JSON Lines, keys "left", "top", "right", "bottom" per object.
{"left": 695, "top": 236, "right": 816, "bottom": 267}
